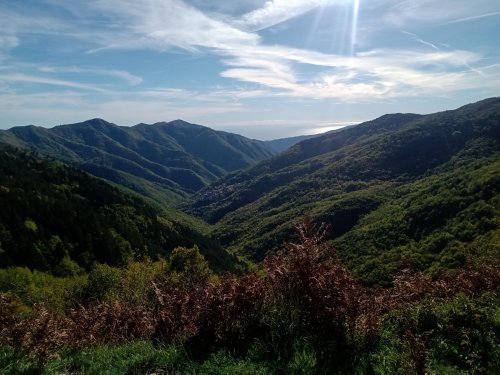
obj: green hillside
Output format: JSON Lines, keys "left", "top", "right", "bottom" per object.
{"left": 0, "top": 147, "right": 238, "bottom": 273}
{"left": 0, "top": 119, "right": 275, "bottom": 204}
{"left": 263, "top": 134, "right": 317, "bottom": 152}
{"left": 1, "top": 98, "right": 499, "bottom": 374}
{"left": 189, "top": 97, "right": 500, "bottom": 281}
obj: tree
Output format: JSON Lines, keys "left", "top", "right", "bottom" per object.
{"left": 169, "top": 245, "right": 212, "bottom": 286}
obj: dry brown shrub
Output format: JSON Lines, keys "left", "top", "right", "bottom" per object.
{"left": 67, "top": 303, "right": 156, "bottom": 346}
{"left": 2, "top": 219, "right": 499, "bottom": 360}
{"left": 197, "top": 274, "right": 264, "bottom": 344}
{"left": 0, "top": 294, "right": 19, "bottom": 346}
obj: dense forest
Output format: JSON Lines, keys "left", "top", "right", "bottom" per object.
{"left": 0, "top": 98, "right": 499, "bottom": 373}
{"left": 0, "top": 119, "right": 275, "bottom": 203}
{"left": 0, "top": 147, "right": 237, "bottom": 273}
{"left": 191, "top": 97, "right": 500, "bottom": 283}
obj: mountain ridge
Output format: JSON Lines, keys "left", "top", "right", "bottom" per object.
{"left": 0, "top": 118, "right": 277, "bottom": 203}
{"left": 188, "top": 97, "right": 500, "bottom": 281}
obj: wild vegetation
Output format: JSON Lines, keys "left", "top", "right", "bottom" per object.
{"left": 0, "top": 147, "right": 238, "bottom": 273}
{"left": 0, "top": 97, "right": 499, "bottom": 373}
{"left": 1, "top": 220, "right": 499, "bottom": 374}
{"left": 190, "top": 97, "right": 500, "bottom": 283}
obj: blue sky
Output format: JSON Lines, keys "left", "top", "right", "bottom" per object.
{"left": 0, "top": 0, "right": 499, "bottom": 139}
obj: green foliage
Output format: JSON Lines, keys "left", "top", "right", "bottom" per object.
{"left": 0, "top": 148, "right": 239, "bottom": 273}
{"left": 43, "top": 342, "right": 191, "bottom": 375}
{"left": 0, "top": 346, "right": 41, "bottom": 375}
{"left": 1, "top": 118, "right": 275, "bottom": 201}
{"left": 335, "top": 159, "right": 500, "bottom": 284}
{"left": 364, "top": 293, "right": 500, "bottom": 375}
{"left": 0, "top": 235, "right": 499, "bottom": 374}
{"left": 83, "top": 263, "right": 122, "bottom": 303}
{"left": 287, "top": 341, "right": 318, "bottom": 374}
{"left": 23, "top": 219, "right": 37, "bottom": 233}
{"left": 189, "top": 97, "right": 500, "bottom": 281}
{"left": 0, "top": 343, "right": 277, "bottom": 375}
{"left": 117, "top": 259, "right": 168, "bottom": 305}
{"left": 0, "top": 267, "right": 86, "bottom": 312}
{"left": 198, "top": 350, "right": 272, "bottom": 375}
{"left": 83, "top": 259, "right": 169, "bottom": 305}
{"left": 168, "top": 245, "right": 212, "bottom": 286}
{"left": 1, "top": 98, "right": 500, "bottom": 374}
{"left": 54, "top": 255, "right": 85, "bottom": 278}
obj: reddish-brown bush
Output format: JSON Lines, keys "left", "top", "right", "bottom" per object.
{"left": 67, "top": 303, "right": 156, "bottom": 346}
{"left": 0, "top": 294, "right": 20, "bottom": 347}
{"left": 1, "top": 218, "right": 498, "bottom": 360}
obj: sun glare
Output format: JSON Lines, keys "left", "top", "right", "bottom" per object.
{"left": 306, "top": 0, "right": 361, "bottom": 56}
{"left": 350, "top": 0, "right": 360, "bottom": 55}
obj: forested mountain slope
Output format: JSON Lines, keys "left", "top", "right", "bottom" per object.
{"left": 263, "top": 124, "right": 359, "bottom": 153}
{"left": 0, "top": 147, "right": 237, "bottom": 273}
{"left": 189, "top": 97, "right": 500, "bottom": 282}
{"left": 263, "top": 134, "right": 317, "bottom": 153}
{"left": 0, "top": 119, "right": 275, "bottom": 203}
{"left": 0, "top": 99, "right": 498, "bottom": 374}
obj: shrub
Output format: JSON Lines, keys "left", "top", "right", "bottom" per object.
{"left": 1, "top": 219, "right": 498, "bottom": 373}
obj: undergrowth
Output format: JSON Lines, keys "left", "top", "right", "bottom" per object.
{"left": 1, "top": 219, "right": 499, "bottom": 374}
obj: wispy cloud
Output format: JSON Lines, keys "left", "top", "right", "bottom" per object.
{"left": 38, "top": 66, "right": 143, "bottom": 85}
{"left": 0, "top": 73, "right": 108, "bottom": 92}
{"left": 0, "top": 0, "right": 499, "bottom": 132}
{"left": 3, "top": 0, "right": 497, "bottom": 102}
{"left": 443, "top": 11, "right": 500, "bottom": 25}
{"left": 401, "top": 31, "right": 439, "bottom": 50}
{"left": 237, "top": 0, "right": 336, "bottom": 31}
{"left": 218, "top": 43, "right": 496, "bottom": 100}
{"left": 384, "top": 0, "right": 500, "bottom": 26}
{"left": 0, "top": 35, "right": 19, "bottom": 49}
{"left": 75, "top": 0, "right": 259, "bottom": 52}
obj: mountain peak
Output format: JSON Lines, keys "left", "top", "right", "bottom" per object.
{"left": 51, "top": 118, "right": 116, "bottom": 132}
{"left": 142, "top": 119, "right": 203, "bottom": 129}
{"left": 168, "top": 119, "right": 204, "bottom": 128}
{"left": 1, "top": 116, "right": 276, "bottom": 201}
{"left": 85, "top": 117, "right": 111, "bottom": 124}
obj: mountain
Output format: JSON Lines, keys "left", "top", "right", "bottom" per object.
{"left": 189, "top": 97, "right": 500, "bottom": 283}
{"left": 0, "top": 146, "right": 238, "bottom": 273}
{"left": 0, "top": 119, "right": 275, "bottom": 203}
{"left": 264, "top": 124, "right": 357, "bottom": 153}
{"left": 263, "top": 124, "right": 359, "bottom": 153}
{"left": 263, "top": 134, "right": 317, "bottom": 153}
{"left": 1, "top": 100, "right": 498, "bottom": 374}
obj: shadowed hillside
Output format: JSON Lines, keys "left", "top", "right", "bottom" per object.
{"left": 0, "top": 147, "right": 238, "bottom": 273}
{"left": 0, "top": 119, "right": 275, "bottom": 204}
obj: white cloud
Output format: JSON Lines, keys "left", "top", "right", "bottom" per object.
{"left": 401, "top": 31, "right": 439, "bottom": 50}
{"left": 237, "top": 0, "right": 338, "bottom": 31}
{"left": 216, "top": 42, "right": 497, "bottom": 100}
{"left": 0, "top": 73, "right": 108, "bottom": 92}
{"left": 384, "top": 0, "right": 500, "bottom": 26}
{"left": 38, "top": 66, "right": 143, "bottom": 85}
{"left": 76, "top": 0, "right": 259, "bottom": 52}
{"left": 443, "top": 11, "right": 500, "bottom": 25}
{"left": 1, "top": 0, "right": 499, "bottom": 131}
{"left": 0, "top": 36, "right": 19, "bottom": 49}
{"left": 188, "top": 0, "right": 267, "bottom": 17}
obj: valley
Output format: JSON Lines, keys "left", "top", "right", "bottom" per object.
{"left": 0, "top": 97, "right": 499, "bottom": 374}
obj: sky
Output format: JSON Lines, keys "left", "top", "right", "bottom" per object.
{"left": 0, "top": 0, "right": 499, "bottom": 139}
